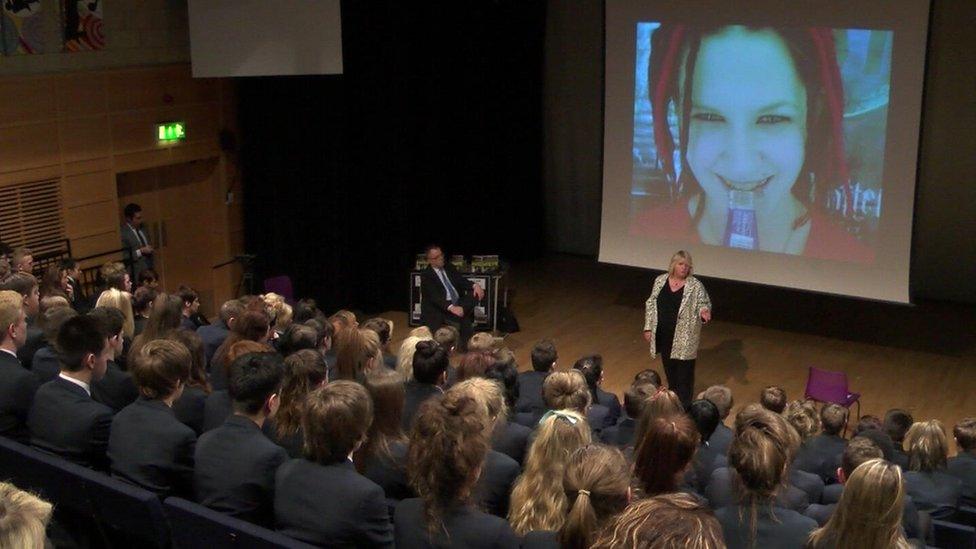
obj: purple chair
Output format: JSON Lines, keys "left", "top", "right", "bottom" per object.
{"left": 263, "top": 275, "right": 294, "bottom": 304}
{"left": 804, "top": 366, "right": 861, "bottom": 434}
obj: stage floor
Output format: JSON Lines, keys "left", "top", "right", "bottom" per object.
{"left": 382, "top": 254, "right": 976, "bottom": 451}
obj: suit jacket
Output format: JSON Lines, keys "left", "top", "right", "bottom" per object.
{"left": 262, "top": 417, "right": 305, "bottom": 459}
{"left": 28, "top": 376, "right": 112, "bottom": 469}
{"left": 419, "top": 264, "right": 476, "bottom": 331}
{"left": 0, "top": 351, "right": 39, "bottom": 443}
{"left": 821, "top": 483, "right": 843, "bottom": 504}
{"left": 520, "top": 530, "right": 559, "bottom": 549}
{"left": 690, "top": 440, "right": 728, "bottom": 494}
{"left": 360, "top": 440, "right": 414, "bottom": 512}
{"left": 514, "top": 371, "right": 548, "bottom": 415}
{"left": 67, "top": 277, "right": 87, "bottom": 313}
{"left": 475, "top": 450, "right": 521, "bottom": 518}
{"left": 202, "top": 390, "right": 233, "bottom": 433}
{"left": 30, "top": 346, "right": 61, "bottom": 383}
{"left": 789, "top": 467, "right": 825, "bottom": 506}
{"left": 948, "top": 452, "right": 976, "bottom": 505}
{"left": 596, "top": 387, "right": 622, "bottom": 425}
{"left": 793, "top": 433, "right": 847, "bottom": 482}
{"left": 804, "top": 493, "right": 922, "bottom": 539}
{"left": 121, "top": 222, "right": 153, "bottom": 275}
{"left": 394, "top": 498, "right": 519, "bottom": 549}
{"left": 715, "top": 503, "right": 817, "bottom": 549}
{"left": 402, "top": 381, "right": 442, "bottom": 432}
{"left": 195, "top": 414, "right": 288, "bottom": 528}
{"left": 91, "top": 360, "right": 139, "bottom": 413}
{"left": 705, "top": 467, "right": 809, "bottom": 512}
{"left": 600, "top": 416, "right": 638, "bottom": 449}
{"left": 16, "top": 323, "right": 44, "bottom": 371}
{"left": 492, "top": 420, "right": 531, "bottom": 465}
{"left": 904, "top": 469, "right": 962, "bottom": 518}
{"left": 587, "top": 403, "right": 613, "bottom": 433}
{"left": 709, "top": 422, "right": 733, "bottom": 456}
{"left": 173, "top": 385, "right": 209, "bottom": 435}
{"left": 275, "top": 458, "right": 394, "bottom": 548}
{"left": 108, "top": 397, "right": 196, "bottom": 498}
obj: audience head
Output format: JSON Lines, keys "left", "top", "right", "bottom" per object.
{"left": 217, "top": 298, "right": 243, "bottom": 327}
{"left": 139, "top": 293, "right": 184, "bottom": 342}
{"left": 132, "top": 286, "right": 157, "bottom": 317}
{"left": 100, "top": 262, "right": 130, "bottom": 293}
{"left": 395, "top": 335, "right": 428, "bottom": 380}
{"left": 41, "top": 305, "right": 76, "bottom": 346}
{"left": 292, "top": 298, "right": 321, "bottom": 324}
{"left": 130, "top": 339, "right": 192, "bottom": 401}
{"left": 0, "top": 481, "right": 53, "bottom": 549}
{"left": 177, "top": 286, "right": 200, "bottom": 316}
{"left": 759, "top": 385, "right": 787, "bottom": 414}
{"left": 905, "top": 419, "right": 949, "bottom": 472}
{"left": 329, "top": 309, "right": 358, "bottom": 334}
{"left": 509, "top": 409, "right": 592, "bottom": 535}
{"left": 785, "top": 400, "right": 820, "bottom": 440}
{"left": 634, "top": 413, "right": 700, "bottom": 496}
{"left": 227, "top": 340, "right": 272, "bottom": 363}
{"left": 687, "top": 398, "right": 720, "bottom": 442}
{"left": 361, "top": 317, "right": 393, "bottom": 349}
{"left": 303, "top": 381, "right": 372, "bottom": 465}
{"left": 954, "top": 418, "right": 976, "bottom": 454}
{"left": 807, "top": 459, "right": 911, "bottom": 549}
{"left": 355, "top": 368, "right": 407, "bottom": 472}
{"left": 820, "top": 403, "right": 849, "bottom": 436}
{"left": 164, "top": 328, "right": 209, "bottom": 391}
{"left": 697, "top": 384, "right": 733, "bottom": 420}
{"left": 467, "top": 332, "right": 495, "bottom": 352}
{"left": 590, "top": 493, "right": 724, "bottom": 549}
{"left": 433, "top": 325, "right": 459, "bottom": 353}
{"left": 854, "top": 414, "right": 883, "bottom": 436}
{"left": 839, "top": 436, "right": 884, "bottom": 481}
{"left": 10, "top": 247, "right": 33, "bottom": 273}
{"left": 275, "top": 349, "right": 328, "bottom": 439}
{"left": 0, "top": 291, "right": 26, "bottom": 350}
{"left": 39, "top": 264, "right": 68, "bottom": 299}
{"left": 334, "top": 328, "right": 382, "bottom": 381}
{"left": 0, "top": 272, "right": 39, "bottom": 317}
{"left": 411, "top": 340, "right": 449, "bottom": 385}
{"left": 87, "top": 306, "right": 125, "bottom": 359}
{"left": 543, "top": 371, "right": 591, "bottom": 414}
{"left": 530, "top": 338, "right": 558, "bottom": 372}
{"left": 137, "top": 268, "right": 159, "bottom": 289}
{"left": 884, "top": 409, "right": 914, "bottom": 446}
{"left": 456, "top": 351, "right": 495, "bottom": 382}
{"left": 633, "top": 368, "right": 663, "bottom": 387}
{"left": 95, "top": 288, "right": 135, "bottom": 339}
{"left": 452, "top": 377, "right": 507, "bottom": 430}
{"left": 623, "top": 380, "right": 657, "bottom": 420}
{"left": 407, "top": 378, "right": 493, "bottom": 536}
{"left": 573, "top": 355, "right": 604, "bottom": 402}
{"left": 56, "top": 315, "right": 110, "bottom": 379}
{"left": 634, "top": 388, "right": 684, "bottom": 446}
{"left": 38, "top": 295, "right": 69, "bottom": 316}
{"left": 228, "top": 352, "right": 283, "bottom": 418}
{"left": 560, "top": 444, "right": 631, "bottom": 549}
{"left": 484, "top": 350, "right": 519, "bottom": 410}
{"left": 277, "top": 323, "right": 319, "bottom": 357}
{"left": 408, "top": 325, "right": 433, "bottom": 339}
{"left": 729, "top": 404, "right": 799, "bottom": 502}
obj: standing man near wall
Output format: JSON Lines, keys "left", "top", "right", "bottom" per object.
{"left": 121, "top": 203, "right": 154, "bottom": 280}
{"left": 419, "top": 245, "right": 484, "bottom": 351}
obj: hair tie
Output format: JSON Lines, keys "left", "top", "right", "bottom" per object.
{"left": 578, "top": 489, "right": 591, "bottom": 497}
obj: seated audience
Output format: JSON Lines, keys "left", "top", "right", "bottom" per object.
{"left": 291, "top": 298, "right": 322, "bottom": 324}
{"left": 130, "top": 293, "right": 184, "bottom": 358}
{"left": 62, "top": 258, "right": 87, "bottom": 312}
{"left": 760, "top": 385, "right": 787, "bottom": 414}
{"left": 263, "top": 293, "right": 292, "bottom": 341}
{"left": 631, "top": 388, "right": 684, "bottom": 454}
{"left": 100, "top": 262, "right": 130, "bottom": 293}
{"left": 108, "top": 339, "right": 196, "bottom": 497}
{"left": 601, "top": 379, "right": 656, "bottom": 449}
{"left": 204, "top": 340, "right": 271, "bottom": 432}
{"left": 949, "top": 417, "right": 976, "bottom": 505}
{"left": 712, "top": 405, "right": 817, "bottom": 548}
{"left": 698, "top": 384, "right": 734, "bottom": 456}
{"left": 456, "top": 350, "right": 495, "bottom": 383}
{"left": 195, "top": 351, "right": 287, "bottom": 527}
{"left": 522, "top": 444, "right": 631, "bottom": 549}
{"left": 540, "top": 370, "right": 605, "bottom": 431}
{"left": 394, "top": 381, "right": 519, "bottom": 548}
{"left": 131, "top": 286, "right": 156, "bottom": 337}
{"left": 95, "top": 288, "right": 135, "bottom": 341}
{"left": 334, "top": 328, "right": 382, "bottom": 381}
{"left": 263, "top": 349, "right": 327, "bottom": 457}
{"left": 27, "top": 315, "right": 111, "bottom": 467}
{"left": 467, "top": 332, "right": 496, "bottom": 353}
{"left": 885, "top": 408, "right": 914, "bottom": 469}
{"left": 687, "top": 398, "right": 725, "bottom": 493}
{"left": 634, "top": 412, "right": 699, "bottom": 497}
{"left": 1, "top": 273, "right": 43, "bottom": 371}
{"left": 573, "top": 354, "right": 622, "bottom": 428}
{"left": 87, "top": 307, "right": 139, "bottom": 412}
{"left": 394, "top": 334, "right": 430, "bottom": 382}
{"left": 31, "top": 305, "right": 77, "bottom": 383}
{"left": 362, "top": 317, "right": 397, "bottom": 370}
{"left": 177, "top": 286, "right": 207, "bottom": 330}
{"left": 508, "top": 409, "right": 592, "bottom": 535}
{"left": 210, "top": 302, "right": 272, "bottom": 390}
{"left": 9, "top": 247, "right": 32, "bottom": 274}
{"left": 794, "top": 403, "right": 848, "bottom": 483}
{"left": 196, "top": 299, "right": 240, "bottom": 366}
{"left": 852, "top": 415, "right": 899, "bottom": 463}
{"left": 274, "top": 381, "right": 393, "bottom": 547}
{"left": 514, "top": 339, "right": 556, "bottom": 419}
{"left": 0, "top": 481, "right": 53, "bottom": 548}
{"left": 433, "top": 325, "right": 460, "bottom": 356}
{"left": 806, "top": 459, "right": 915, "bottom": 549}
{"left": 277, "top": 323, "right": 318, "bottom": 358}
{"left": 903, "top": 419, "right": 962, "bottom": 518}
{"left": 168, "top": 329, "right": 212, "bottom": 434}
{"left": 137, "top": 268, "right": 159, "bottom": 290}
{"left": 781, "top": 401, "right": 827, "bottom": 503}
{"left": 39, "top": 264, "right": 69, "bottom": 301}
{"left": 590, "top": 492, "right": 724, "bottom": 549}
{"left": 354, "top": 368, "right": 413, "bottom": 507}
{"left": 484, "top": 350, "right": 532, "bottom": 464}
{"left": 401, "top": 341, "right": 448, "bottom": 431}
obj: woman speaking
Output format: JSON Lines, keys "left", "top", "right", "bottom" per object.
{"left": 643, "top": 250, "right": 711, "bottom": 406}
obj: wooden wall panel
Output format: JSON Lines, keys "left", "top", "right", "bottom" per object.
{"left": 59, "top": 116, "right": 111, "bottom": 163}
{"left": 62, "top": 171, "right": 115, "bottom": 208}
{"left": 71, "top": 231, "right": 122, "bottom": 265}
{"left": 0, "top": 122, "right": 60, "bottom": 172}
{"left": 105, "top": 69, "right": 165, "bottom": 112}
{"left": 0, "top": 77, "right": 57, "bottom": 124}
{"left": 64, "top": 200, "right": 120, "bottom": 239}
{"left": 56, "top": 73, "right": 107, "bottom": 117}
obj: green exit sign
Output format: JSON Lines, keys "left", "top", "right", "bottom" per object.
{"left": 156, "top": 122, "right": 186, "bottom": 142}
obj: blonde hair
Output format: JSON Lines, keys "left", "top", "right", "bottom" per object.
{"left": 806, "top": 459, "right": 912, "bottom": 549}
{"left": 508, "top": 409, "right": 592, "bottom": 535}
{"left": 263, "top": 293, "right": 293, "bottom": 331}
{"left": 560, "top": 444, "right": 631, "bottom": 549}
{"left": 408, "top": 326, "right": 433, "bottom": 339}
{"left": 0, "top": 482, "right": 52, "bottom": 549}
{"left": 396, "top": 335, "right": 432, "bottom": 381}
{"left": 591, "top": 493, "right": 723, "bottom": 549}
{"left": 453, "top": 377, "right": 507, "bottom": 427}
{"left": 0, "top": 291, "right": 23, "bottom": 334}
{"left": 467, "top": 332, "right": 495, "bottom": 352}
{"left": 335, "top": 328, "right": 382, "bottom": 380}
{"left": 542, "top": 371, "right": 591, "bottom": 414}
{"left": 667, "top": 250, "right": 694, "bottom": 277}
{"left": 785, "top": 400, "right": 821, "bottom": 440}
{"left": 905, "top": 420, "right": 949, "bottom": 472}
{"left": 96, "top": 288, "right": 136, "bottom": 339}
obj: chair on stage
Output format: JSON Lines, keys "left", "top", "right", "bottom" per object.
{"left": 164, "top": 497, "right": 317, "bottom": 548}
{"left": 804, "top": 366, "right": 861, "bottom": 434}
{"left": 263, "top": 275, "right": 294, "bottom": 304}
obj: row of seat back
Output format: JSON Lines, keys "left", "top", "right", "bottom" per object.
{"left": 0, "top": 436, "right": 313, "bottom": 548}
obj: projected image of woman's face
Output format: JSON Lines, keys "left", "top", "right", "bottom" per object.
{"left": 684, "top": 26, "right": 807, "bottom": 234}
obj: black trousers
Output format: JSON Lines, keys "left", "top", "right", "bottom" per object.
{"left": 443, "top": 294, "right": 477, "bottom": 351}
{"left": 658, "top": 338, "right": 696, "bottom": 408}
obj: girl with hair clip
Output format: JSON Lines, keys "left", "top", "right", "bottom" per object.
{"left": 354, "top": 367, "right": 413, "bottom": 507}
{"left": 806, "top": 458, "right": 915, "bottom": 549}
{"left": 394, "top": 383, "right": 519, "bottom": 548}
{"left": 572, "top": 355, "right": 623, "bottom": 427}
{"left": 508, "top": 409, "right": 593, "bottom": 536}
{"left": 632, "top": 24, "right": 873, "bottom": 263}
{"left": 633, "top": 413, "right": 700, "bottom": 497}
{"left": 262, "top": 349, "right": 327, "bottom": 458}
{"left": 630, "top": 387, "right": 683, "bottom": 457}
{"left": 713, "top": 405, "right": 818, "bottom": 548}
{"left": 522, "top": 444, "right": 632, "bottom": 549}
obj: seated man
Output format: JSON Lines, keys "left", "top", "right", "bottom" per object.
{"left": 0, "top": 291, "right": 41, "bottom": 443}
{"left": 794, "top": 403, "right": 849, "bottom": 483}
{"left": 949, "top": 418, "right": 976, "bottom": 505}
{"left": 28, "top": 315, "right": 113, "bottom": 468}
{"left": 197, "top": 299, "right": 240, "bottom": 366}
{"left": 601, "top": 379, "right": 656, "bottom": 449}
{"left": 88, "top": 307, "right": 139, "bottom": 413}
{"left": 513, "top": 339, "right": 556, "bottom": 425}
{"left": 0, "top": 273, "right": 42, "bottom": 370}
{"left": 31, "top": 306, "right": 77, "bottom": 383}
{"left": 195, "top": 352, "right": 287, "bottom": 527}
{"left": 759, "top": 385, "right": 787, "bottom": 414}
{"left": 419, "top": 245, "right": 483, "bottom": 350}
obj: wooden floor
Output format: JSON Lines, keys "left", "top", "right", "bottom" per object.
{"left": 381, "top": 255, "right": 976, "bottom": 450}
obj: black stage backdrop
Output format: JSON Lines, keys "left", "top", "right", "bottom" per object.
{"left": 240, "top": 1, "right": 546, "bottom": 313}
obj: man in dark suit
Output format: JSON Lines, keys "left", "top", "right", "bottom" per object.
{"left": 0, "top": 291, "right": 41, "bottom": 443}
{"left": 27, "top": 315, "right": 113, "bottom": 469}
{"left": 794, "top": 403, "right": 849, "bottom": 482}
{"left": 196, "top": 352, "right": 287, "bottom": 528}
{"left": 0, "top": 273, "right": 43, "bottom": 371}
{"left": 62, "top": 258, "right": 88, "bottom": 313}
{"left": 513, "top": 339, "right": 556, "bottom": 426}
{"left": 120, "top": 203, "right": 154, "bottom": 280}
{"left": 198, "top": 299, "right": 240, "bottom": 367}
{"left": 419, "top": 245, "right": 484, "bottom": 350}
{"left": 88, "top": 307, "right": 138, "bottom": 413}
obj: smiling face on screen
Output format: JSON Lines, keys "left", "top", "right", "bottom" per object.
{"left": 683, "top": 26, "right": 807, "bottom": 211}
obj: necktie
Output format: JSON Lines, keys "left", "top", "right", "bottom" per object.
{"left": 133, "top": 226, "right": 147, "bottom": 246}
{"left": 724, "top": 189, "right": 759, "bottom": 250}
{"left": 438, "top": 269, "right": 459, "bottom": 303}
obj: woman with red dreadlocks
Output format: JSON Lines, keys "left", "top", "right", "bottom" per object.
{"left": 632, "top": 24, "right": 873, "bottom": 262}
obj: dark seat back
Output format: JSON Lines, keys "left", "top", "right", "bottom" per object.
{"left": 164, "top": 497, "right": 316, "bottom": 548}
{"left": 0, "top": 436, "right": 91, "bottom": 516}
{"left": 933, "top": 519, "right": 976, "bottom": 549}
{"left": 78, "top": 470, "right": 170, "bottom": 549}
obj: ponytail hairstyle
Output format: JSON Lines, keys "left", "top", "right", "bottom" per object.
{"left": 407, "top": 385, "right": 493, "bottom": 538}
{"left": 632, "top": 387, "right": 683, "bottom": 449}
{"left": 334, "top": 328, "right": 382, "bottom": 381}
{"left": 542, "top": 371, "right": 592, "bottom": 414}
{"left": 560, "top": 444, "right": 631, "bottom": 549}
{"left": 590, "top": 493, "right": 724, "bottom": 549}
{"left": 572, "top": 354, "right": 603, "bottom": 404}
{"left": 633, "top": 413, "right": 700, "bottom": 496}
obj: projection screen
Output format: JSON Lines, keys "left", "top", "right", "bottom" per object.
{"left": 600, "top": 0, "right": 930, "bottom": 303}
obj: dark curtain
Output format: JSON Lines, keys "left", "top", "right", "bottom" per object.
{"left": 240, "top": 1, "right": 546, "bottom": 313}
